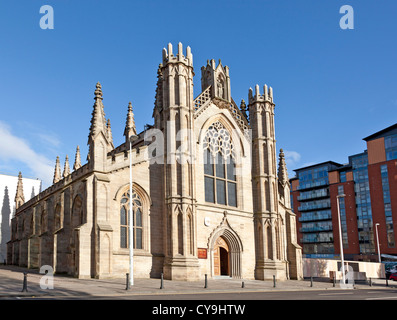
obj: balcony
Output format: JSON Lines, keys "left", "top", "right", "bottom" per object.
{"left": 300, "top": 225, "right": 333, "bottom": 233}
{"left": 297, "top": 179, "right": 328, "bottom": 191}
{"left": 298, "top": 210, "right": 332, "bottom": 222}
{"left": 301, "top": 233, "right": 334, "bottom": 244}
{"left": 298, "top": 201, "right": 331, "bottom": 212}
{"left": 297, "top": 188, "right": 329, "bottom": 201}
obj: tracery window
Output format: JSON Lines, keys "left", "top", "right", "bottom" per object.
{"left": 120, "top": 191, "right": 143, "bottom": 249}
{"left": 203, "top": 122, "right": 237, "bottom": 207}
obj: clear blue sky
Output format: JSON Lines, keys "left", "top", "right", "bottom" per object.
{"left": 1, "top": 0, "right": 396, "bottom": 188}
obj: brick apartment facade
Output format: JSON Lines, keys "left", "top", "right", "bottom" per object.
{"left": 291, "top": 123, "right": 397, "bottom": 262}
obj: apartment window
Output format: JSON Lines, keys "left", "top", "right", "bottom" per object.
{"left": 385, "top": 134, "right": 397, "bottom": 161}
{"left": 351, "top": 152, "right": 374, "bottom": 254}
{"left": 381, "top": 165, "right": 395, "bottom": 248}
{"left": 337, "top": 185, "right": 348, "bottom": 248}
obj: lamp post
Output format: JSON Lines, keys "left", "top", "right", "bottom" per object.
{"left": 128, "top": 134, "right": 138, "bottom": 288}
{"left": 375, "top": 223, "right": 381, "bottom": 263}
{"left": 336, "top": 194, "right": 346, "bottom": 285}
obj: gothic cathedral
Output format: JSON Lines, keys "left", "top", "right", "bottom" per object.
{"left": 8, "top": 43, "right": 303, "bottom": 281}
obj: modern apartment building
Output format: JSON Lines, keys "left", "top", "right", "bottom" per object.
{"left": 291, "top": 123, "right": 397, "bottom": 262}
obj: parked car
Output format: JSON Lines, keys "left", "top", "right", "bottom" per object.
{"left": 389, "top": 273, "right": 397, "bottom": 281}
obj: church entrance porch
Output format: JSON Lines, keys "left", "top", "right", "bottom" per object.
{"left": 209, "top": 225, "right": 243, "bottom": 279}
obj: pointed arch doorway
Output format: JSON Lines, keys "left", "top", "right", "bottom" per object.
{"left": 214, "top": 237, "right": 229, "bottom": 276}
{"left": 209, "top": 227, "right": 243, "bottom": 279}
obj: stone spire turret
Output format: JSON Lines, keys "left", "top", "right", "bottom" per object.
{"left": 278, "top": 149, "right": 289, "bottom": 185}
{"left": 124, "top": 102, "right": 137, "bottom": 142}
{"left": 53, "top": 156, "right": 61, "bottom": 184}
{"left": 63, "top": 155, "right": 70, "bottom": 178}
{"left": 88, "top": 82, "right": 107, "bottom": 141}
{"left": 87, "top": 82, "right": 113, "bottom": 170}
{"left": 15, "top": 172, "right": 25, "bottom": 210}
{"left": 73, "top": 146, "right": 81, "bottom": 170}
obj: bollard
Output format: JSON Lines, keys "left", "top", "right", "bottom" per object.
{"left": 369, "top": 277, "right": 372, "bottom": 287}
{"left": 204, "top": 274, "right": 208, "bottom": 289}
{"left": 242, "top": 281, "right": 245, "bottom": 288}
{"left": 273, "top": 275, "right": 276, "bottom": 288}
{"left": 310, "top": 277, "right": 313, "bottom": 287}
{"left": 333, "top": 276, "right": 336, "bottom": 287}
{"left": 160, "top": 273, "right": 164, "bottom": 289}
{"left": 21, "top": 272, "right": 28, "bottom": 292}
{"left": 126, "top": 273, "right": 130, "bottom": 290}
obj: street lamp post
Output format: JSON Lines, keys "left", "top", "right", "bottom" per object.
{"left": 336, "top": 194, "right": 346, "bottom": 285}
{"left": 375, "top": 223, "right": 381, "bottom": 263}
{"left": 128, "top": 134, "right": 138, "bottom": 288}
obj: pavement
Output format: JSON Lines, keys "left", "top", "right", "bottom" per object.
{"left": 0, "top": 265, "right": 395, "bottom": 299}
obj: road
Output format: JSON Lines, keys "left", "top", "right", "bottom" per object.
{"left": 7, "top": 288, "right": 396, "bottom": 319}
{"left": 118, "top": 288, "right": 397, "bottom": 300}
{"left": 9, "top": 287, "right": 397, "bottom": 300}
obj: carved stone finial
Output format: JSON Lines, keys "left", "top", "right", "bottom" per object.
{"left": 124, "top": 101, "right": 137, "bottom": 141}
{"left": 53, "top": 156, "right": 61, "bottom": 184}
{"left": 63, "top": 155, "right": 70, "bottom": 178}
{"left": 73, "top": 146, "right": 81, "bottom": 170}
{"left": 240, "top": 99, "right": 247, "bottom": 119}
{"left": 15, "top": 172, "right": 25, "bottom": 209}
{"left": 94, "top": 82, "right": 103, "bottom": 100}
{"left": 278, "top": 149, "right": 289, "bottom": 185}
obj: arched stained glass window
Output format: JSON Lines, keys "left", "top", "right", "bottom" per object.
{"left": 203, "top": 122, "right": 237, "bottom": 207}
{"left": 120, "top": 191, "right": 143, "bottom": 249}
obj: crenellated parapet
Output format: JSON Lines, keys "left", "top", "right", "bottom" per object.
{"left": 248, "top": 84, "right": 274, "bottom": 106}
{"left": 162, "top": 42, "right": 193, "bottom": 68}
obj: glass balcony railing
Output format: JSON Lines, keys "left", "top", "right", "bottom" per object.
{"left": 300, "top": 225, "right": 333, "bottom": 233}
{"left": 298, "top": 200, "right": 331, "bottom": 212}
{"left": 298, "top": 210, "right": 332, "bottom": 222}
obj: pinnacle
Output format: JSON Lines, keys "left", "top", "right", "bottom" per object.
{"left": 63, "top": 155, "right": 70, "bottom": 178}
{"left": 278, "top": 149, "right": 288, "bottom": 184}
{"left": 53, "top": 156, "right": 61, "bottom": 184}
{"left": 124, "top": 101, "right": 137, "bottom": 140}
{"left": 74, "top": 146, "right": 82, "bottom": 170}
{"left": 89, "top": 82, "right": 107, "bottom": 141}
{"left": 15, "top": 171, "right": 25, "bottom": 208}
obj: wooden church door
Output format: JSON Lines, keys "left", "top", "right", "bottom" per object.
{"left": 213, "top": 236, "right": 229, "bottom": 276}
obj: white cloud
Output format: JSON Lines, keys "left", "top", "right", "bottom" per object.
{"left": 0, "top": 121, "right": 53, "bottom": 188}
{"left": 282, "top": 150, "right": 302, "bottom": 178}
{"left": 284, "top": 150, "right": 301, "bottom": 165}
{"left": 36, "top": 132, "right": 61, "bottom": 148}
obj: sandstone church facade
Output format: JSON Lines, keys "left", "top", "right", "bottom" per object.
{"left": 7, "top": 43, "right": 303, "bottom": 281}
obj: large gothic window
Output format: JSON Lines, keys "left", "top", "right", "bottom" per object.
{"left": 120, "top": 191, "right": 143, "bottom": 249}
{"left": 203, "top": 122, "right": 237, "bottom": 207}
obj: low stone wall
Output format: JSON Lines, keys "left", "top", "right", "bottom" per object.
{"left": 303, "top": 258, "right": 385, "bottom": 280}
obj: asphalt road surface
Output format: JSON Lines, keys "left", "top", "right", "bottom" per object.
{"left": 9, "top": 288, "right": 397, "bottom": 300}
